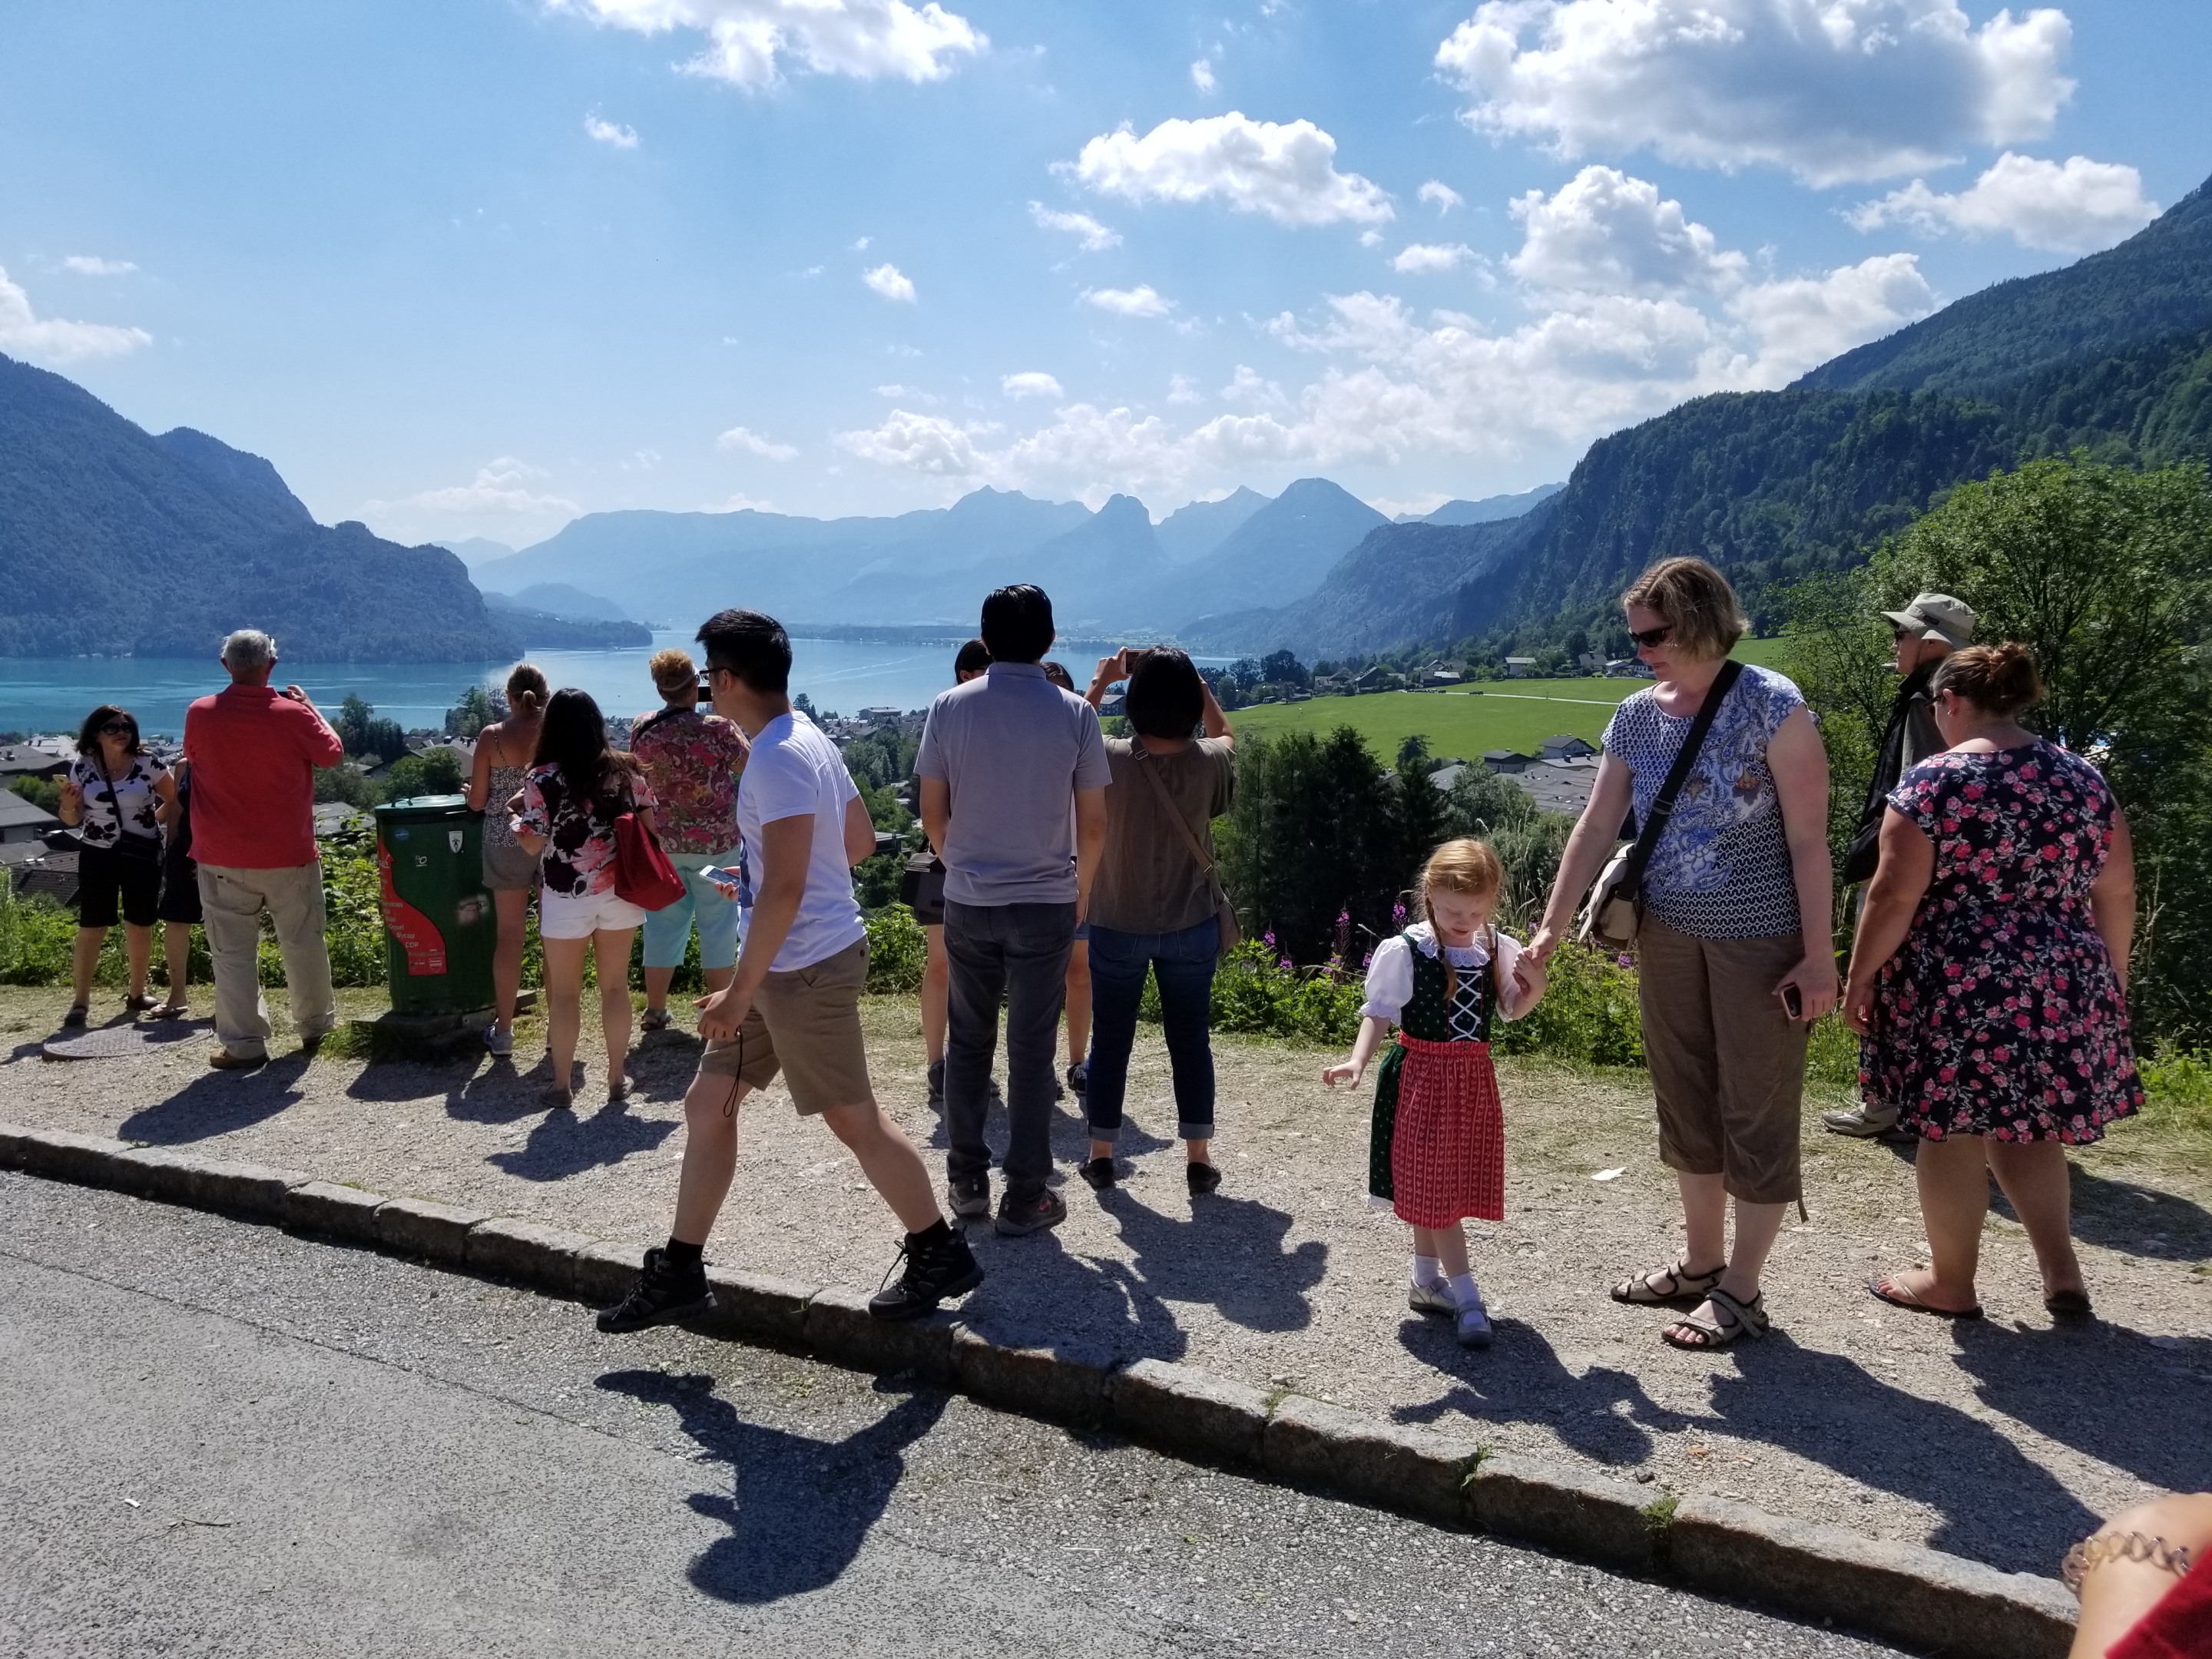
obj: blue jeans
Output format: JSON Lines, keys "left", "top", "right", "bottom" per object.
{"left": 1084, "top": 919, "right": 1218, "bottom": 1144}
{"left": 944, "top": 899, "right": 1076, "bottom": 1199}
{"left": 641, "top": 849, "right": 742, "bottom": 971}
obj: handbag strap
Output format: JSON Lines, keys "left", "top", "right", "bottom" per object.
{"left": 90, "top": 748, "right": 129, "bottom": 842}
{"left": 1132, "top": 745, "right": 1220, "bottom": 882}
{"left": 1621, "top": 659, "right": 1746, "bottom": 896}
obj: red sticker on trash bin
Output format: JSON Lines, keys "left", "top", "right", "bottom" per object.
{"left": 378, "top": 841, "right": 448, "bottom": 975}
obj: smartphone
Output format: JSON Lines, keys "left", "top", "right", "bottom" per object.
{"left": 694, "top": 679, "right": 714, "bottom": 707}
{"left": 1782, "top": 984, "right": 1804, "bottom": 1020}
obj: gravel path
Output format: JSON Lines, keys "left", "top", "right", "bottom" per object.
{"left": 5, "top": 985, "right": 2207, "bottom": 1581}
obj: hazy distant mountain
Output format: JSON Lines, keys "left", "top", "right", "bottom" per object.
{"left": 0, "top": 353, "right": 514, "bottom": 662}
{"left": 1399, "top": 483, "right": 1564, "bottom": 525}
{"left": 1155, "top": 486, "right": 1271, "bottom": 563}
{"left": 1165, "top": 478, "right": 1387, "bottom": 627}
{"left": 442, "top": 536, "right": 519, "bottom": 569}
{"left": 504, "top": 582, "right": 632, "bottom": 623}
{"left": 482, "top": 591, "right": 652, "bottom": 647}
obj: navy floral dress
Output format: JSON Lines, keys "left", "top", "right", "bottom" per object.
{"left": 1861, "top": 740, "right": 2142, "bottom": 1142}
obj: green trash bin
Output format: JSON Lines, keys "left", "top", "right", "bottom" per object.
{"left": 373, "top": 795, "right": 496, "bottom": 1015}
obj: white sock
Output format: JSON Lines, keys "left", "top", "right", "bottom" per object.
{"left": 1412, "top": 1253, "right": 1443, "bottom": 1287}
{"left": 1449, "top": 1272, "right": 1484, "bottom": 1311}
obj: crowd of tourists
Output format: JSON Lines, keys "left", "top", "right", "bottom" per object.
{"left": 49, "top": 561, "right": 2146, "bottom": 1350}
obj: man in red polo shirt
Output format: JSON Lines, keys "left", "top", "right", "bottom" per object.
{"left": 183, "top": 629, "right": 346, "bottom": 1069}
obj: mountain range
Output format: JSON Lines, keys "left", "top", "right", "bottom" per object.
{"left": 7, "top": 170, "right": 2206, "bottom": 671}
{"left": 0, "top": 353, "right": 515, "bottom": 661}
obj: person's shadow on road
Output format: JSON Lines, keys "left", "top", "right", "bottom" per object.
{"left": 597, "top": 1369, "right": 946, "bottom": 1604}
{"left": 1392, "top": 1319, "right": 1671, "bottom": 1468}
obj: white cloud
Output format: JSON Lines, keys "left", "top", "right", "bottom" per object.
{"left": 584, "top": 112, "right": 639, "bottom": 148}
{"left": 1417, "top": 180, "right": 1465, "bottom": 214}
{"left": 710, "top": 491, "right": 778, "bottom": 512}
{"left": 382, "top": 458, "right": 581, "bottom": 520}
{"left": 1508, "top": 166, "right": 1746, "bottom": 294}
{"left": 555, "top": 0, "right": 985, "bottom": 89}
{"left": 852, "top": 235, "right": 873, "bottom": 250}
{"left": 1848, "top": 151, "right": 2156, "bottom": 253}
{"left": 1083, "top": 284, "right": 1173, "bottom": 318}
{"left": 1436, "top": 0, "right": 2076, "bottom": 186}
{"left": 835, "top": 169, "right": 1935, "bottom": 501}
{"left": 1392, "top": 242, "right": 1478, "bottom": 274}
{"left": 717, "top": 425, "right": 799, "bottom": 459}
{"left": 1190, "top": 58, "right": 1217, "bottom": 93}
{"left": 863, "top": 262, "right": 917, "bottom": 303}
{"left": 1028, "top": 201, "right": 1121, "bottom": 251}
{"left": 1167, "top": 373, "right": 1203, "bottom": 404}
{"left": 1070, "top": 111, "right": 1394, "bottom": 227}
{"left": 1002, "top": 371, "right": 1064, "bottom": 399}
{"left": 874, "top": 382, "right": 942, "bottom": 403}
{"left": 836, "top": 409, "right": 989, "bottom": 475}
{"left": 1359, "top": 230, "right": 1384, "bottom": 248}
{"left": 62, "top": 255, "right": 137, "bottom": 276}
{"left": 0, "top": 265, "right": 151, "bottom": 363}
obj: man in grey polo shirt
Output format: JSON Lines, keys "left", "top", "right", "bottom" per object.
{"left": 917, "top": 584, "right": 1110, "bottom": 1237}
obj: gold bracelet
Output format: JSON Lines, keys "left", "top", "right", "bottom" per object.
{"left": 2061, "top": 1531, "right": 2195, "bottom": 1597}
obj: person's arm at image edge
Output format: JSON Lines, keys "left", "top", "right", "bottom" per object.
{"left": 843, "top": 793, "right": 876, "bottom": 867}
{"left": 1840, "top": 808, "right": 1935, "bottom": 1033}
{"left": 1074, "top": 786, "right": 1106, "bottom": 922}
{"left": 1768, "top": 704, "right": 1839, "bottom": 1019}
{"left": 2090, "top": 807, "right": 2137, "bottom": 995}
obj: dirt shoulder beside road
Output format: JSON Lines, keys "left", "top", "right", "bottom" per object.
{"left": 4, "top": 984, "right": 2206, "bottom": 1580}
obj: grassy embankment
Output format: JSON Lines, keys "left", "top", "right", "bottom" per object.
{"left": 1224, "top": 637, "right": 1793, "bottom": 755}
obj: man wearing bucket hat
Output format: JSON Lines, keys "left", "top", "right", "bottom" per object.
{"left": 1823, "top": 591, "right": 1975, "bottom": 1138}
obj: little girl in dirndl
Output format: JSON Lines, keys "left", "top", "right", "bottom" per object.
{"left": 1323, "top": 839, "right": 1547, "bottom": 1348}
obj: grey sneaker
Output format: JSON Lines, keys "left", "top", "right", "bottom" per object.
{"left": 1408, "top": 1279, "right": 1455, "bottom": 1318}
{"left": 948, "top": 1171, "right": 990, "bottom": 1220}
{"left": 1821, "top": 1103, "right": 1899, "bottom": 1137}
{"left": 485, "top": 1025, "right": 515, "bottom": 1058}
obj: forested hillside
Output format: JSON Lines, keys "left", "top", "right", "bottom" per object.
{"left": 0, "top": 354, "right": 515, "bottom": 661}
{"left": 1207, "top": 171, "right": 2212, "bottom": 663}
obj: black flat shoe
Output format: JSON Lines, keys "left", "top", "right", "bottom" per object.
{"left": 2045, "top": 1289, "right": 2094, "bottom": 1323}
{"left": 1078, "top": 1156, "right": 1117, "bottom": 1191}
{"left": 1187, "top": 1161, "right": 1222, "bottom": 1196}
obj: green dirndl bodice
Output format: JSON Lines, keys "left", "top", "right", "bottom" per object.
{"left": 1367, "top": 936, "right": 1495, "bottom": 1204}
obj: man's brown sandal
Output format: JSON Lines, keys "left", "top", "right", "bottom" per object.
{"left": 1611, "top": 1260, "right": 1725, "bottom": 1306}
{"left": 1662, "top": 1286, "right": 1769, "bottom": 1349}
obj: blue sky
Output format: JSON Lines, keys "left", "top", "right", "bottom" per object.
{"left": 4, "top": 0, "right": 2208, "bottom": 549}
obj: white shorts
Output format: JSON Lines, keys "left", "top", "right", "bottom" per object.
{"left": 538, "top": 885, "right": 648, "bottom": 940}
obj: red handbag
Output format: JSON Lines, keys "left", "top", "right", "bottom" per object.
{"left": 612, "top": 809, "right": 686, "bottom": 909}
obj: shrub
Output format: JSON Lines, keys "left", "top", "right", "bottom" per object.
{"left": 1492, "top": 943, "right": 1644, "bottom": 1068}
{"left": 0, "top": 883, "right": 81, "bottom": 985}
{"left": 864, "top": 903, "right": 928, "bottom": 992}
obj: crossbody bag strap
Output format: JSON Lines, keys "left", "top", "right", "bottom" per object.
{"left": 91, "top": 750, "right": 127, "bottom": 842}
{"left": 1621, "top": 659, "right": 1745, "bottom": 898}
{"left": 1133, "top": 747, "right": 1220, "bottom": 879}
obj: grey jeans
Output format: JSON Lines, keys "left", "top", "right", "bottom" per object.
{"left": 942, "top": 899, "right": 1076, "bottom": 1198}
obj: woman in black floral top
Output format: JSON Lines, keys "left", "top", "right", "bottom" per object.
{"left": 1843, "top": 644, "right": 2141, "bottom": 1324}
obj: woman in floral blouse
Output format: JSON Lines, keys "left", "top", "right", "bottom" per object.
{"left": 1844, "top": 643, "right": 2141, "bottom": 1323}
{"left": 515, "top": 688, "right": 659, "bottom": 1108}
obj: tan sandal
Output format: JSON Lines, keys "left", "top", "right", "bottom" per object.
{"left": 1611, "top": 1260, "right": 1725, "bottom": 1306}
{"left": 1663, "top": 1286, "right": 1769, "bottom": 1349}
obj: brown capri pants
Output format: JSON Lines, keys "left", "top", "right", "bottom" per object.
{"left": 1637, "top": 916, "right": 1809, "bottom": 1205}
{"left": 695, "top": 937, "right": 876, "bottom": 1114}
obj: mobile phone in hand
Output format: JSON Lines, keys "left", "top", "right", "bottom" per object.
{"left": 1782, "top": 984, "right": 1804, "bottom": 1021}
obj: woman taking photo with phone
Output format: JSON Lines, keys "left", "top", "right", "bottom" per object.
{"left": 1528, "top": 558, "right": 1835, "bottom": 1352}
{"left": 1844, "top": 644, "right": 2141, "bottom": 1323}
{"left": 57, "top": 704, "right": 176, "bottom": 1027}
{"left": 466, "top": 664, "right": 548, "bottom": 1058}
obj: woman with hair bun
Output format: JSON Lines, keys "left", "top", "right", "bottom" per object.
{"left": 1843, "top": 642, "right": 2144, "bottom": 1323}
{"left": 465, "top": 663, "right": 549, "bottom": 1057}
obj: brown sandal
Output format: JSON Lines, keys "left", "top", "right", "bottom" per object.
{"left": 1869, "top": 1274, "right": 1982, "bottom": 1321}
{"left": 1663, "top": 1286, "right": 1769, "bottom": 1349}
{"left": 1611, "top": 1260, "right": 1725, "bottom": 1306}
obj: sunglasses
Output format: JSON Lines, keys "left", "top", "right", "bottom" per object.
{"left": 1626, "top": 625, "right": 1674, "bottom": 649}
{"left": 98, "top": 720, "right": 134, "bottom": 735}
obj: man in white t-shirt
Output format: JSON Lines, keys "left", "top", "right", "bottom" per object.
{"left": 597, "top": 609, "right": 980, "bottom": 1332}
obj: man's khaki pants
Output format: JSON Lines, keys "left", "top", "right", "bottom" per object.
{"left": 196, "top": 862, "right": 338, "bottom": 1061}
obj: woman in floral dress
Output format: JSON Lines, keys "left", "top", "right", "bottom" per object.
{"left": 1843, "top": 644, "right": 2141, "bottom": 1323}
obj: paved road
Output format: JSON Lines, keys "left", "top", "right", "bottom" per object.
{"left": 0, "top": 1172, "right": 1903, "bottom": 1657}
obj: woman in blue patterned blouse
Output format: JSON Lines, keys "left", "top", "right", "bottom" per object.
{"left": 1531, "top": 558, "right": 1836, "bottom": 1352}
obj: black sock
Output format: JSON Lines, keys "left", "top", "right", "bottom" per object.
{"left": 908, "top": 1217, "right": 952, "bottom": 1247}
{"left": 664, "top": 1237, "right": 704, "bottom": 1271}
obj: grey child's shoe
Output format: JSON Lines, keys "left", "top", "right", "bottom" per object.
{"left": 1820, "top": 1102, "right": 1899, "bottom": 1137}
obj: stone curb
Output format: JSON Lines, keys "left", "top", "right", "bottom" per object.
{"left": 0, "top": 1124, "right": 2074, "bottom": 1659}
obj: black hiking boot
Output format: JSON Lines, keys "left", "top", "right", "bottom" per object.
{"left": 994, "top": 1186, "right": 1067, "bottom": 1237}
{"left": 595, "top": 1247, "right": 715, "bottom": 1334}
{"left": 869, "top": 1227, "right": 984, "bottom": 1321}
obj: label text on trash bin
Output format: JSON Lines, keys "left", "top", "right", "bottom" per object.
{"left": 377, "top": 840, "right": 449, "bottom": 975}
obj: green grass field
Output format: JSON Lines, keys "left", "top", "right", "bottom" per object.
{"left": 1227, "top": 637, "right": 1793, "bottom": 760}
